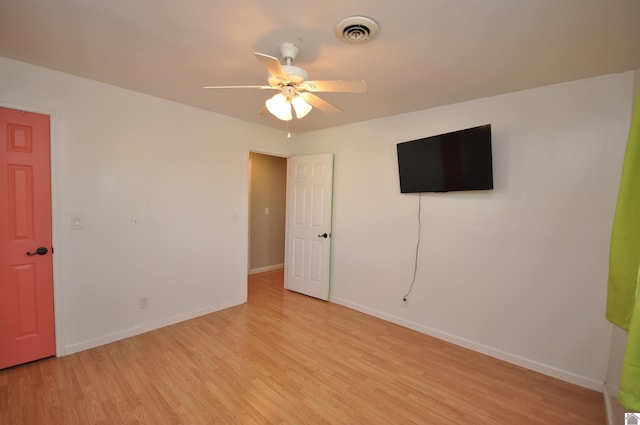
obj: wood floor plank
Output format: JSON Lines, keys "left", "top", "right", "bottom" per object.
{"left": 0, "top": 268, "right": 605, "bottom": 424}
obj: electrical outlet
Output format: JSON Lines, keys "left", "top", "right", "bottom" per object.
{"left": 139, "top": 297, "right": 149, "bottom": 309}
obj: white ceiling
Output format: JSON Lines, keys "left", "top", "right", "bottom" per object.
{"left": 1, "top": 0, "right": 639, "bottom": 133}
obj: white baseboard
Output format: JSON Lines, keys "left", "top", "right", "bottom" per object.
{"left": 65, "top": 296, "right": 246, "bottom": 355}
{"left": 248, "top": 263, "right": 284, "bottom": 274}
{"left": 330, "top": 296, "right": 604, "bottom": 391}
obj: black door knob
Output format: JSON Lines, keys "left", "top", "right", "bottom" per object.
{"left": 26, "top": 247, "right": 48, "bottom": 256}
{"left": 317, "top": 233, "right": 328, "bottom": 238}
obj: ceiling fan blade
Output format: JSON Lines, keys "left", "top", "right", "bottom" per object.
{"left": 254, "top": 53, "right": 289, "bottom": 82}
{"left": 301, "top": 93, "right": 343, "bottom": 115}
{"left": 300, "top": 80, "right": 367, "bottom": 93}
{"left": 258, "top": 105, "right": 269, "bottom": 115}
{"left": 203, "top": 85, "right": 274, "bottom": 89}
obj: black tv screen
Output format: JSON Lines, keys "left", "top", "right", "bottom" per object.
{"left": 397, "top": 124, "right": 493, "bottom": 193}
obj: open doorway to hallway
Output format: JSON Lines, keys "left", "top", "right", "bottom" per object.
{"left": 248, "top": 152, "right": 287, "bottom": 277}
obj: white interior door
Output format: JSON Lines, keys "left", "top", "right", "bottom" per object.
{"left": 284, "top": 154, "right": 333, "bottom": 300}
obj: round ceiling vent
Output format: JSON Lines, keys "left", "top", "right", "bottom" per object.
{"left": 336, "top": 16, "right": 379, "bottom": 43}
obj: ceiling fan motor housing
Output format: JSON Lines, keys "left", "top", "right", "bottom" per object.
{"left": 282, "top": 65, "right": 308, "bottom": 83}
{"left": 265, "top": 43, "right": 309, "bottom": 85}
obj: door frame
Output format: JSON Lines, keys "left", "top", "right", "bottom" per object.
{"left": 1, "top": 101, "right": 66, "bottom": 357}
{"left": 245, "top": 147, "right": 290, "bottom": 283}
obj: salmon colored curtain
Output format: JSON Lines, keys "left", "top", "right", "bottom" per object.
{"left": 607, "top": 87, "right": 640, "bottom": 410}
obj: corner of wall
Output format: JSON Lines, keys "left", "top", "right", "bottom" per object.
{"left": 604, "top": 381, "right": 629, "bottom": 425}
{"left": 602, "top": 69, "right": 638, "bottom": 425}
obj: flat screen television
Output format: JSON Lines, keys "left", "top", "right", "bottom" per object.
{"left": 396, "top": 124, "right": 493, "bottom": 193}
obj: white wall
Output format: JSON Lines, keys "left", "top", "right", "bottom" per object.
{"left": 0, "top": 57, "right": 289, "bottom": 354}
{"left": 291, "top": 72, "right": 634, "bottom": 389}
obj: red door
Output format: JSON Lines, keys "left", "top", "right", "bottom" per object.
{"left": 0, "top": 107, "right": 55, "bottom": 369}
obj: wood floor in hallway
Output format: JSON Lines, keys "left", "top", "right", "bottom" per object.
{"left": 0, "top": 268, "right": 605, "bottom": 424}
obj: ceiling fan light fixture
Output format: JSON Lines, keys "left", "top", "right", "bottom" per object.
{"left": 206, "top": 42, "right": 365, "bottom": 124}
{"left": 291, "top": 95, "right": 312, "bottom": 119}
{"left": 265, "top": 93, "right": 292, "bottom": 121}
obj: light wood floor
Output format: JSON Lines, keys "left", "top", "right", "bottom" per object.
{"left": 1, "top": 268, "right": 605, "bottom": 424}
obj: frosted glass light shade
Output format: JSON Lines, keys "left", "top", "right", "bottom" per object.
{"left": 265, "top": 93, "right": 292, "bottom": 121}
{"left": 291, "top": 95, "right": 312, "bottom": 119}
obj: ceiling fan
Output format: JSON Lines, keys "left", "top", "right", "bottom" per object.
{"left": 204, "top": 42, "right": 367, "bottom": 121}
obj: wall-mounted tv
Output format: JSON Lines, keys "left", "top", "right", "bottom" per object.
{"left": 396, "top": 124, "right": 493, "bottom": 193}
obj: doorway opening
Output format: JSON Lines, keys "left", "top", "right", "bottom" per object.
{"left": 248, "top": 152, "right": 287, "bottom": 277}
